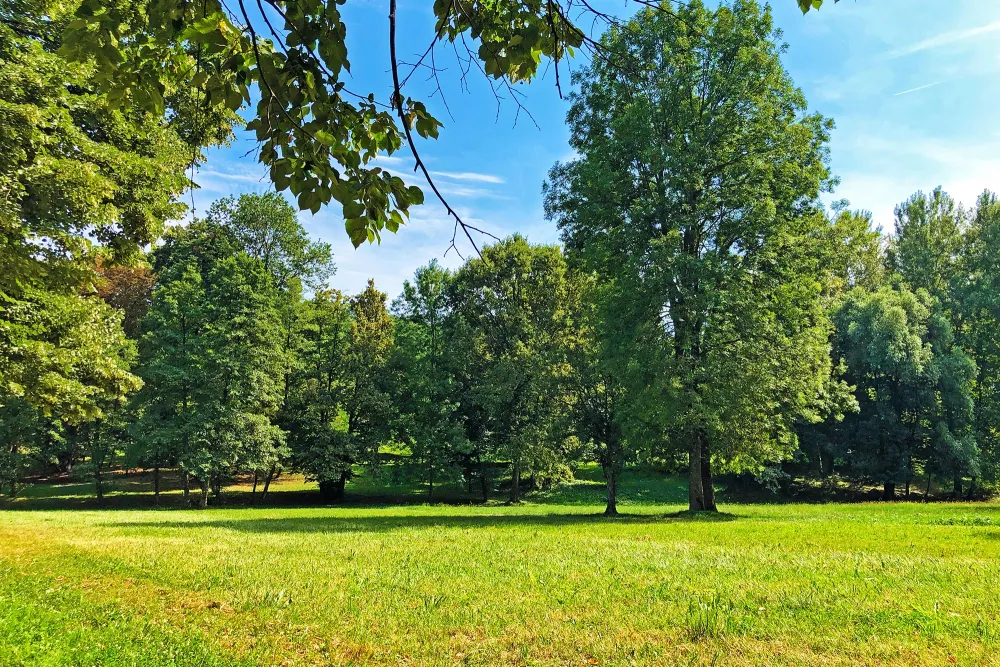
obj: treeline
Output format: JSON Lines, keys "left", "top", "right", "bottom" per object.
{"left": 4, "top": 186, "right": 1000, "bottom": 511}
{"left": 4, "top": 0, "right": 1000, "bottom": 512}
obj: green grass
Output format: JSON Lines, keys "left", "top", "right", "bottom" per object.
{"left": 3, "top": 468, "right": 1000, "bottom": 665}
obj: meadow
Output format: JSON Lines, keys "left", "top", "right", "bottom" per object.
{"left": 1, "top": 469, "right": 999, "bottom": 666}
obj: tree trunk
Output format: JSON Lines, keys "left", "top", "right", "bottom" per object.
{"left": 198, "top": 478, "right": 209, "bottom": 509}
{"left": 954, "top": 474, "right": 963, "bottom": 497}
{"left": 251, "top": 472, "right": 259, "bottom": 505}
{"left": 604, "top": 463, "right": 619, "bottom": 516}
{"left": 7, "top": 479, "right": 15, "bottom": 498}
{"left": 882, "top": 482, "right": 896, "bottom": 501}
{"left": 183, "top": 473, "right": 191, "bottom": 505}
{"left": 428, "top": 466, "right": 434, "bottom": 500}
{"left": 510, "top": 459, "right": 521, "bottom": 504}
{"left": 212, "top": 475, "right": 222, "bottom": 500}
{"left": 262, "top": 464, "right": 276, "bottom": 501}
{"left": 153, "top": 464, "right": 161, "bottom": 505}
{"left": 924, "top": 470, "right": 932, "bottom": 502}
{"left": 688, "top": 430, "right": 706, "bottom": 511}
{"left": 700, "top": 433, "right": 716, "bottom": 511}
{"left": 968, "top": 477, "right": 978, "bottom": 499}
{"left": 95, "top": 468, "right": 104, "bottom": 505}
{"left": 318, "top": 471, "right": 347, "bottom": 502}
{"left": 480, "top": 459, "right": 489, "bottom": 503}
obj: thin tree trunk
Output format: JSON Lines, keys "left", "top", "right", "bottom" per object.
{"left": 954, "top": 474, "right": 963, "bottom": 497}
{"left": 428, "top": 465, "right": 434, "bottom": 500}
{"left": 93, "top": 421, "right": 104, "bottom": 505}
{"left": 262, "top": 464, "right": 276, "bottom": 501}
{"left": 480, "top": 459, "right": 489, "bottom": 503}
{"left": 251, "top": 472, "right": 259, "bottom": 505}
{"left": 95, "top": 468, "right": 104, "bottom": 505}
{"left": 198, "top": 478, "right": 209, "bottom": 509}
{"left": 183, "top": 473, "right": 191, "bottom": 505}
{"left": 883, "top": 482, "right": 896, "bottom": 501}
{"left": 925, "top": 469, "right": 932, "bottom": 502}
{"left": 153, "top": 464, "right": 161, "bottom": 505}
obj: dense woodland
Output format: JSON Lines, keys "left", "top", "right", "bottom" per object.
{"left": 2, "top": 0, "right": 996, "bottom": 514}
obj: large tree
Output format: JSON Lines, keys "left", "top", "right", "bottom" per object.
{"left": 291, "top": 282, "right": 393, "bottom": 502}
{"left": 451, "top": 236, "right": 577, "bottom": 503}
{"left": 960, "top": 191, "right": 1000, "bottom": 488}
{"left": 135, "top": 222, "right": 286, "bottom": 507}
{"left": 833, "top": 285, "right": 977, "bottom": 500}
{"left": 545, "top": 0, "right": 838, "bottom": 511}
{"left": 390, "top": 260, "right": 469, "bottom": 499}
{"left": 1, "top": 0, "right": 229, "bottom": 439}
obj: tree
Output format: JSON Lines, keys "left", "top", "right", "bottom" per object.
{"left": 889, "top": 188, "right": 966, "bottom": 319}
{"left": 205, "top": 193, "right": 334, "bottom": 289}
{"left": 0, "top": 0, "right": 229, "bottom": 425}
{"left": 563, "top": 276, "right": 631, "bottom": 515}
{"left": 545, "top": 0, "right": 838, "bottom": 511}
{"left": 451, "top": 236, "right": 576, "bottom": 503}
{"left": 959, "top": 191, "right": 1000, "bottom": 488}
{"left": 135, "top": 221, "right": 286, "bottom": 507}
{"left": 95, "top": 259, "right": 156, "bottom": 340}
{"left": 291, "top": 282, "right": 393, "bottom": 502}
{"left": 833, "top": 285, "right": 977, "bottom": 500}
{"left": 390, "top": 261, "right": 469, "bottom": 499}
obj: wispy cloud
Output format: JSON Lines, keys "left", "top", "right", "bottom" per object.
{"left": 894, "top": 81, "right": 943, "bottom": 97}
{"left": 195, "top": 168, "right": 268, "bottom": 185}
{"left": 890, "top": 20, "right": 1000, "bottom": 58}
{"left": 429, "top": 170, "right": 505, "bottom": 184}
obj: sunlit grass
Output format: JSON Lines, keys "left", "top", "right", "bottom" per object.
{"left": 3, "top": 469, "right": 1000, "bottom": 665}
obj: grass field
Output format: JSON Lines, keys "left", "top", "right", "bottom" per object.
{"left": 3, "top": 468, "right": 1000, "bottom": 666}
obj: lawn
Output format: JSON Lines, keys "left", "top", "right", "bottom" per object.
{"left": 2, "top": 470, "right": 1000, "bottom": 666}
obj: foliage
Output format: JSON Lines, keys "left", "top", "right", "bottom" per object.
{"left": 134, "top": 222, "right": 286, "bottom": 506}
{"left": 289, "top": 282, "right": 393, "bottom": 501}
{"left": 450, "top": 236, "right": 577, "bottom": 502}
{"left": 832, "top": 285, "right": 977, "bottom": 498}
{"left": 389, "top": 260, "right": 469, "bottom": 498}
{"left": 545, "top": 0, "right": 838, "bottom": 511}
{"left": 0, "top": 0, "right": 230, "bottom": 435}
{"left": 204, "top": 193, "right": 334, "bottom": 289}
{"left": 52, "top": 0, "right": 827, "bottom": 247}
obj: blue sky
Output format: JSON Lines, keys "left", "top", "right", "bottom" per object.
{"left": 193, "top": 0, "right": 1000, "bottom": 297}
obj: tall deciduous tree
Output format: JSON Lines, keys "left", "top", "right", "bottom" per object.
{"left": 545, "top": 0, "right": 838, "bottom": 511}
{"left": 451, "top": 236, "right": 576, "bottom": 503}
{"left": 291, "top": 282, "right": 393, "bottom": 502}
{"left": 960, "top": 191, "right": 1000, "bottom": 488}
{"left": 889, "top": 188, "right": 966, "bottom": 319}
{"left": 833, "top": 285, "right": 977, "bottom": 499}
{"left": 390, "top": 261, "right": 468, "bottom": 499}
{"left": 135, "top": 222, "right": 286, "bottom": 507}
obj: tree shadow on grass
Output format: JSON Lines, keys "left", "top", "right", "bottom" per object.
{"left": 104, "top": 509, "right": 742, "bottom": 535}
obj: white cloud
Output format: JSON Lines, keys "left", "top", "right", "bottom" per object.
{"left": 890, "top": 19, "right": 1000, "bottom": 59}
{"left": 429, "top": 170, "right": 505, "bottom": 184}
